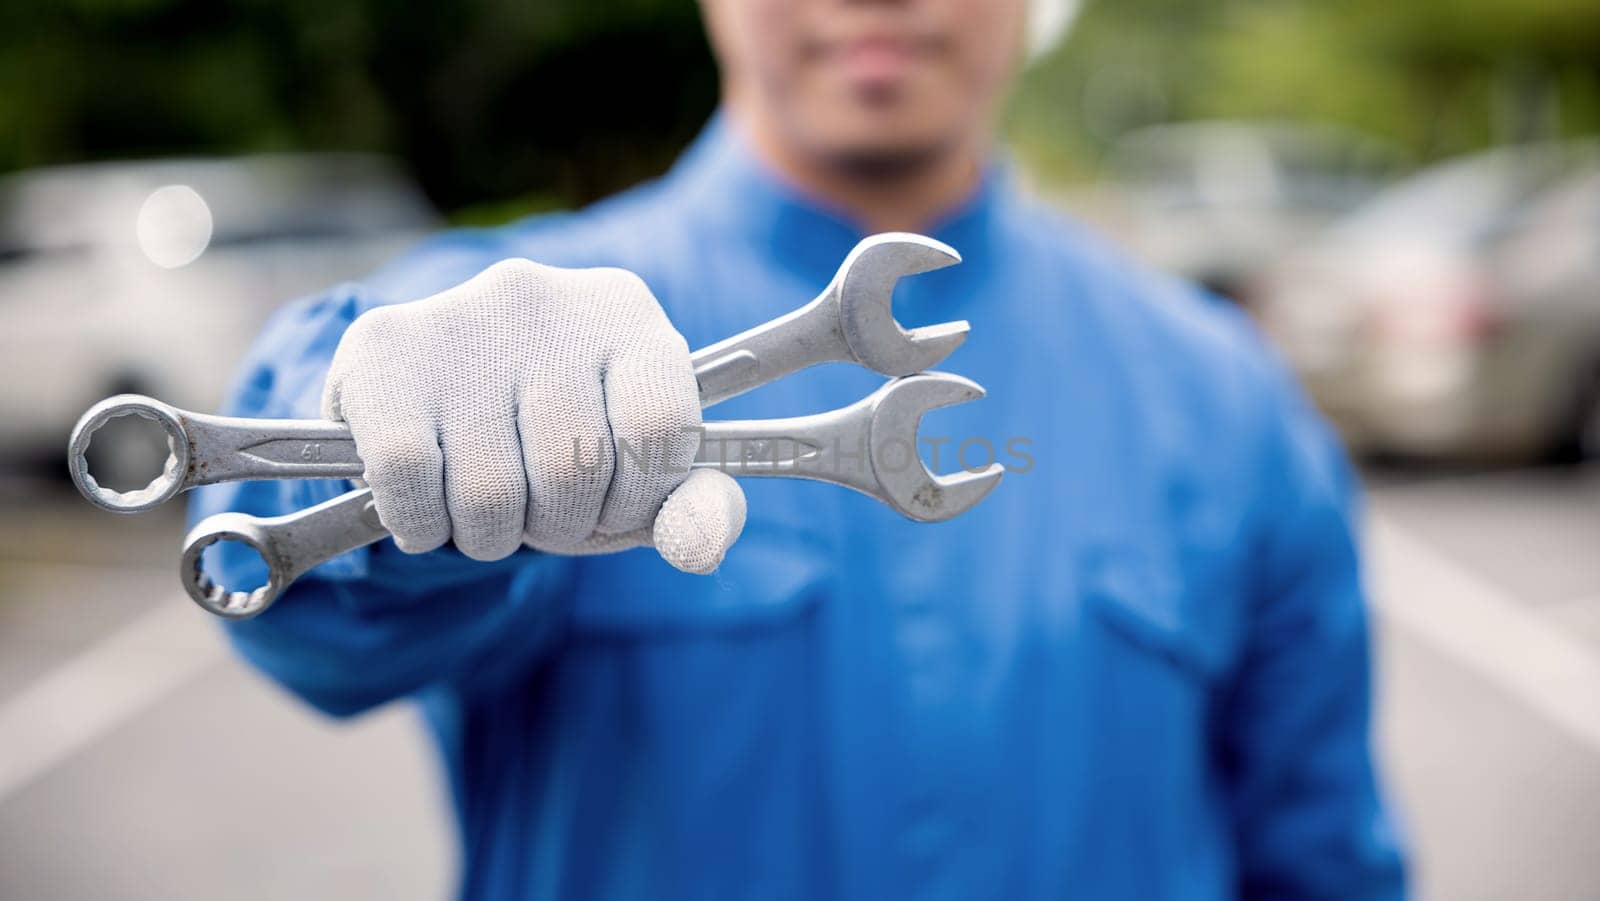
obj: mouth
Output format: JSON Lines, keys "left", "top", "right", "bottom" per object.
{"left": 815, "top": 30, "right": 944, "bottom": 89}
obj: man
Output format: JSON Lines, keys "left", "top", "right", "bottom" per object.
{"left": 195, "top": 1, "right": 1407, "bottom": 898}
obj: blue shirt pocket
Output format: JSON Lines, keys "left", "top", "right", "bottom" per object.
{"left": 1084, "top": 544, "right": 1243, "bottom": 685}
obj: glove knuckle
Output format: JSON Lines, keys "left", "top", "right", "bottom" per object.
{"left": 365, "top": 440, "right": 439, "bottom": 488}
{"left": 488, "top": 257, "right": 547, "bottom": 293}
{"left": 617, "top": 402, "right": 697, "bottom": 455}
{"left": 496, "top": 256, "right": 541, "bottom": 276}
{"left": 343, "top": 305, "right": 402, "bottom": 348}
{"left": 594, "top": 267, "right": 658, "bottom": 313}
{"left": 539, "top": 448, "right": 610, "bottom": 503}
{"left": 629, "top": 328, "right": 693, "bottom": 370}
{"left": 453, "top": 481, "right": 518, "bottom": 524}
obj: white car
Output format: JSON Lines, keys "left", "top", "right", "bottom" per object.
{"left": 0, "top": 154, "right": 438, "bottom": 473}
{"left": 1105, "top": 121, "right": 1401, "bottom": 302}
{"left": 1257, "top": 141, "right": 1600, "bottom": 461}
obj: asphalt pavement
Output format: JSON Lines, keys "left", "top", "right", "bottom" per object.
{"left": 1, "top": 464, "right": 1597, "bottom": 899}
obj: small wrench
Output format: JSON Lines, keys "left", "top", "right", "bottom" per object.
{"left": 691, "top": 231, "right": 965, "bottom": 406}
{"left": 69, "top": 233, "right": 964, "bottom": 514}
{"left": 182, "top": 373, "right": 1003, "bottom": 619}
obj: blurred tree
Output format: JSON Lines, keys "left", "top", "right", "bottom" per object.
{"left": 0, "top": 0, "right": 717, "bottom": 212}
{"left": 4, "top": 0, "right": 1596, "bottom": 205}
{"left": 1007, "top": 0, "right": 1600, "bottom": 181}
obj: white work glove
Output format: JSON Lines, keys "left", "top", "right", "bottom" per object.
{"left": 321, "top": 259, "right": 746, "bottom": 574}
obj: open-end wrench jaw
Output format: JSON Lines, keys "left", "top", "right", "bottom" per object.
{"left": 690, "top": 232, "right": 966, "bottom": 408}
{"left": 866, "top": 373, "right": 1003, "bottom": 522}
{"left": 835, "top": 233, "right": 967, "bottom": 377}
{"left": 690, "top": 372, "right": 1003, "bottom": 524}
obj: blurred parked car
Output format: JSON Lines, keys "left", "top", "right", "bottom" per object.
{"left": 1487, "top": 168, "right": 1600, "bottom": 459}
{"left": 1104, "top": 120, "right": 1402, "bottom": 301}
{"left": 0, "top": 154, "right": 438, "bottom": 476}
{"left": 1257, "top": 141, "right": 1600, "bottom": 461}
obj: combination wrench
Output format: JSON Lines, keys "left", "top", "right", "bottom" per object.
{"left": 180, "top": 373, "right": 1003, "bottom": 619}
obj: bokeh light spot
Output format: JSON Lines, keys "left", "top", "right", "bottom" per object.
{"left": 135, "top": 184, "right": 213, "bottom": 269}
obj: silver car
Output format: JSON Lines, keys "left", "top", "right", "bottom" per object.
{"left": 1488, "top": 168, "right": 1600, "bottom": 459}
{"left": 1105, "top": 120, "right": 1402, "bottom": 301}
{"left": 0, "top": 154, "right": 438, "bottom": 473}
{"left": 1258, "top": 141, "right": 1600, "bottom": 461}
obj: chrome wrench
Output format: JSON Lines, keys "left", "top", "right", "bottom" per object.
{"left": 182, "top": 373, "right": 1003, "bottom": 619}
{"left": 690, "top": 231, "right": 965, "bottom": 406}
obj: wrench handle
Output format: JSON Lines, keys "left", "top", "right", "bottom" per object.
{"left": 690, "top": 297, "right": 847, "bottom": 408}
{"left": 692, "top": 410, "right": 880, "bottom": 500}
{"left": 181, "top": 411, "right": 362, "bottom": 484}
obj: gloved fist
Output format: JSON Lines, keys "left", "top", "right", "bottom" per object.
{"left": 321, "top": 259, "right": 746, "bottom": 574}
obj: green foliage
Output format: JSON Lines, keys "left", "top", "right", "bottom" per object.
{"left": 1007, "top": 0, "right": 1600, "bottom": 184}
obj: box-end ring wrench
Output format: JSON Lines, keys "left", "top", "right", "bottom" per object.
{"left": 69, "top": 395, "right": 362, "bottom": 515}
{"left": 68, "top": 232, "right": 964, "bottom": 514}
{"left": 182, "top": 373, "right": 1003, "bottom": 620}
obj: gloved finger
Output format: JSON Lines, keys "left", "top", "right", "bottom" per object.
{"left": 321, "top": 358, "right": 350, "bottom": 422}
{"left": 518, "top": 377, "right": 612, "bottom": 548}
{"left": 651, "top": 469, "right": 747, "bottom": 575}
{"left": 596, "top": 337, "right": 701, "bottom": 535}
{"left": 321, "top": 305, "right": 399, "bottom": 422}
{"left": 351, "top": 417, "right": 449, "bottom": 554}
{"left": 440, "top": 394, "right": 527, "bottom": 562}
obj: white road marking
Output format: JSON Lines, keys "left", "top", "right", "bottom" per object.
{"left": 0, "top": 601, "right": 226, "bottom": 803}
{"left": 1549, "top": 594, "right": 1600, "bottom": 612}
{"left": 1367, "top": 514, "right": 1600, "bottom": 756}
{"left": 0, "top": 559, "right": 170, "bottom": 573}
{"left": 1, "top": 509, "right": 1595, "bottom": 808}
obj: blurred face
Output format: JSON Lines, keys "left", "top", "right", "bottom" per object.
{"left": 702, "top": 0, "right": 1028, "bottom": 174}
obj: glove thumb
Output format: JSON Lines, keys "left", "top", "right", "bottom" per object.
{"left": 651, "top": 469, "right": 747, "bottom": 575}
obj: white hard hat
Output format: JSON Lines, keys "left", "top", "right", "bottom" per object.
{"left": 1027, "top": 0, "right": 1080, "bottom": 62}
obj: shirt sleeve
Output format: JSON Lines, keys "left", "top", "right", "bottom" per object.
{"left": 1218, "top": 370, "right": 1409, "bottom": 899}
{"left": 187, "top": 282, "right": 573, "bottom": 718}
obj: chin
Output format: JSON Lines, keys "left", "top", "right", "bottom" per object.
{"left": 800, "top": 101, "right": 958, "bottom": 173}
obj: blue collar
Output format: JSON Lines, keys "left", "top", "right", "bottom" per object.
{"left": 665, "top": 112, "right": 1014, "bottom": 290}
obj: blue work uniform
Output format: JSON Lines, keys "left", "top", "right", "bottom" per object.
{"left": 193, "top": 115, "right": 1407, "bottom": 900}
